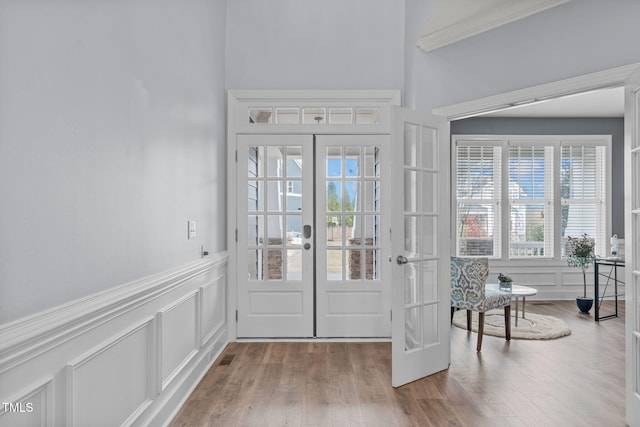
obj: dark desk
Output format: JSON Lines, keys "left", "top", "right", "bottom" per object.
{"left": 594, "top": 257, "right": 625, "bottom": 321}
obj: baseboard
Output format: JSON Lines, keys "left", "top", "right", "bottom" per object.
{"left": 0, "top": 252, "right": 229, "bottom": 427}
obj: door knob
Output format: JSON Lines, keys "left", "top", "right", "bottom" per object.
{"left": 303, "top": 243, "right": 311, "bottom": 250}
{"left": 396, "top": 255, "right": 408, "bottom": 265}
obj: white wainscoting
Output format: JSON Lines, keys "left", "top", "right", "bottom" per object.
{"left": 488, "top": 240, "right": 625, "bottom": 300}
{"left": 0, "top": 252, "right": 228, "bottom": 427}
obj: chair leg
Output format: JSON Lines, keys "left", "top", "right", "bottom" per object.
{"left": 504, "top": 305, "right": 511, "bottom": 341}
{"left": 476, "top": 312, "right": 484, "bottom": 352}
{"left": 466, "top": 310, "right": 472, "bottom": 331}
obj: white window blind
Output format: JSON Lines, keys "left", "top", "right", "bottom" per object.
{"left": 508, "top": 145, "right": 554, "bottom": 258}
{"left": 560, "top": 144, "right": 607, "bottom": 257}
{"left": 455, "top": 145, "right": 502, "bottom": 257}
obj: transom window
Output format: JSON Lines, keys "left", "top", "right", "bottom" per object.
{"left": 454, "top": 135, "right": 610, "bottom": 260}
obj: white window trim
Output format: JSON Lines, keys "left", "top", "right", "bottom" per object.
{"left": 452, "top": 134, "right": 612, "bottom": 262}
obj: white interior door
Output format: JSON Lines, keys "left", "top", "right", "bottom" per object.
{"left": 391, "top": 107, "right": 451, "bottom": 387}
{"left": 315, "top": 135, "right": 391, "bottom": 337}
{"left": 237, "top": 135, "right": 314, "bottom": 337}
{"left": 625, "top": 66, "right": 640, "bottom": 425}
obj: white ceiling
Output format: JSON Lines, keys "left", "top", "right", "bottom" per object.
{"left": 481, "top": 86, "right": 624, "bottom": 118}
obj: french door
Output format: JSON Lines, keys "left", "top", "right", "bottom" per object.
{"left": 236, "top": 134, "right": 391, "bottom": 338}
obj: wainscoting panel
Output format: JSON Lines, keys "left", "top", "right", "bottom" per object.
{"left": 0, "top": 377, "right": 52, "bottom": 427}
{"left": 0, "top": 252, "right": 228, "bottom": 427}
{"left": 66, "top": 319, "right": 154, "bottom": 427}
{"left": 158, "top": 292, "right": 199, "bottom": 392}
{"left": 200, "top": 274, "right": 226, "bottom": 346}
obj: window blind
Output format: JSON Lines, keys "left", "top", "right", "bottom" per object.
{"left": 455, "top": 145, "right": 501, "bottom": 257}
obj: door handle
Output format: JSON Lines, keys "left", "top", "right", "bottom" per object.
{"left": 396, "top": 255, "right": 408, "bottom": 265}
{"left": 303, "top": 224, "right": 312, "bottom": 239}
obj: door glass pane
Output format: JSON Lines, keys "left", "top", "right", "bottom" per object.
{"left": 346, "top": 181, "right": 360, "bottom": 212}
{"left": 286, "top": 181, "right": 302, "bottom": 211}
{"left": 266, "top": 215, "right": 284, "bottom": 242}
{"left": 267, "top": 146, "right": 283, "bottom": 177}
{"left": 248, "top": 146, "right": 264, "bottom": 177}
{"left": 347, "top": 248, "right": 362, "bottom": 280}
{"left": 421, "top": 128, "right": 437, "bottom": 170}
{"left": 421, "top": 216, "right": 437, "bottom": 257}
{"left": 326, "top": 249, "right": 343, "bottom": 280}
{"left": 405, "top": 307, "right": 421, "bottom": 351}
{"left": 285, "top": 146, "right": 302, "bottom": 177}
{"left": 404, "top": 217, "right": 418, "bottom": 257}
{"left": 247, "top": 181, "right": 263, "bottom": 212}
{"left": 326, "top": 215, "right": 342, "bottom": 247}
{"left": 404, "top": 170, "right": 418, "bottom": 212}
{"left": 404, "top": 264, "right": 419, "bottom": 305}
{"left": 355, "top": 108, "right": 380, "bottom": 124}
{"left": 264, "top": 249, "right": 283, "bottom": 280}
{"left": 404, "top": 123, "right": 418, "bottom": 167}
{"left": 364, "top": 146, "right": 380, "bottom": 178}
{"left": 286, "top": 215, "right": 302, "bottom": 246}
{"left": 422, "top": 261, "right": 438, "bottom": 302}
{"left": 286, "top": 250, "right": 302, "bottom": 280}
{"left": 364, "top": 181, "right": 380, "bottom": 213}
{"left": 326, "top": 147, "right": 342, "bottom": 177}
{"left": 345, "top": 146, "right": 361, "bottom": 177}
{"left": 364, "top": 215, "right": 379, "bottom": 247}
{"left": 326, "top": 181, "right": 342, "bottom": 212}
{"left": 247, "top": 250, "right": 262, "bottom": 280}
{"left": 421, "top": 172, "right": 437, "bottom": 213}
{"left": 267, "top": 181, "right": 283, "bottom": 212}
{"left": 247, "top": 215, "right": 263, "bottom": 246}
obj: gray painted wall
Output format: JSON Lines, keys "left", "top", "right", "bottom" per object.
{"left": 451, "top": 117, "right": 624, "bottom": 237}
{"left": 225, "top": 0, "right": 404, "bottom": 90}
{"left": 405, "top": 0, "right": 640, "bottom": 112}
{"left": 0, "top": 0, "right": 228, "bottom": 324}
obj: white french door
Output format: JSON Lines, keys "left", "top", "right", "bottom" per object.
{"left": 237, "top": 135, "right": 315, "bottom": 337}
{"left": 315, "top": 135, "right": 391, "bottom": 337}
{"left": 236, "top": 134, "right": 391, "bottom": 338}
{"left": 625, "top": 66, "right": 640, "bottom": 425}
{"left": 391, "top": 107, "right": 451, "bottom": 387}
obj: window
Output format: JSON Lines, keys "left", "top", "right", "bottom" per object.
{"left": 454, "top": 136, "right": 610, "bottom": 260}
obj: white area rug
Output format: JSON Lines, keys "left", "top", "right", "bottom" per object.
{"left": 452, "top": 309, "right": 571, "bottom": 340}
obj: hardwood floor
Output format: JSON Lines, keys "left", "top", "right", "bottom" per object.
{"left": 170, "top": 301, "right": 626, "bottom": 426}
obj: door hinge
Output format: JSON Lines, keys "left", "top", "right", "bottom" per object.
{"left": 235, "top": 150, "right": 238, "bottom": 162}
{"left": 390, "top": 310, "right": 392, "bottom": 321}
{"left": 236, "top": 310, "right": 238, "bottom": 322}
{"left": 235, "top": 229, "right": 238, "bottom": 242}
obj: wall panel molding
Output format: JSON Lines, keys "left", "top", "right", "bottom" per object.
{"left": 0, "top": 252, "right": 228, "bottom": 427}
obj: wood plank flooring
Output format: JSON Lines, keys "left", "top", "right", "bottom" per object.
{"left": 170, "top": 301, "right": 626, "bottom": 426}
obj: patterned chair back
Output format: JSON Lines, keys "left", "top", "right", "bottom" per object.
{"left": 450, "top": 256, "right": 489, "bottom": 310}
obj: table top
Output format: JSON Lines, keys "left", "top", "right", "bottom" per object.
{"left": 486, "top": 283, "right": 537, "bottom": 297}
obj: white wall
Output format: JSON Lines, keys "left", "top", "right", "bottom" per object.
{"left": 0, "top": 0, "right": 228, "bottom": 324}
{"left": 225, "top": 0, "right": 404, "bottom": 90}
{"left": 405, "top": 0, "right": 640, "bottom": 111}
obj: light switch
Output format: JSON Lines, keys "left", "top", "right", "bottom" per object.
{"left": 188, "top": 220, "right": 196, "bottom": 240}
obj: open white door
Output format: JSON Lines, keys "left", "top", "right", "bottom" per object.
{"left": 625, "top": 66, "right": 640, "bottom": 425}
{"left": 391, "top": 107, "right": 451, "bottom": 387}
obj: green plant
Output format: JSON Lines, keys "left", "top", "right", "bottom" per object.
{"left": 566, "top": 233, "right": 595, "bottom": 297}
{"left": 498, "top": 273, "right": 512, "bottom": 283}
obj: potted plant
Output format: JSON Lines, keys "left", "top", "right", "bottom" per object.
{"left": 566, "top": 233, "right": 595, "bottom": 314}
{"left": 498, "top": 273, "right": 513, "bottom": 292}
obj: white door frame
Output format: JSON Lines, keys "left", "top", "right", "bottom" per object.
{"left": 433, "top": 62, "right": 640, "bottom": 427}
{"left": 227, "top": 90, "right": 400, "bottom": 341}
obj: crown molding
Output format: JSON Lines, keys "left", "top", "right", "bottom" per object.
{"left": 417, "top": 0, "right": 570, "bottom": 52}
